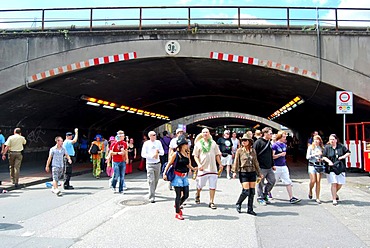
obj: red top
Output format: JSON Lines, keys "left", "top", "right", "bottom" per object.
{"left": 110, "top": 140, "right": 127, "bottom": 162}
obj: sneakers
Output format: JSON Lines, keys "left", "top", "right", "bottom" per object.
{"left": 290, "top": 197, "right": 301, "bottom": 204}
{"left": 333, "top": 200, "right": 338, "bottom": 206}
{"left": 52, "top": 188, "right": 62, "bottom": 196}
{"left": 264, "top": 195, "right": 271, "bottom": 204}
{"left": 64, "top": 185, "right": 74, "bottom": 190}
{"left": 175, "top": 213, "right": 184, "bottom": 220}
{"left": 257, "top": 198, "right": 266, "bottom": 206}
{"left": 208, "top": 202, "right": 217, "bottom": 209}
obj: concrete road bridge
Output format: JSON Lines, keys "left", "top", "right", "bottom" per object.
{"left": 0, "top": 6, "right": 369, "bottom": 155}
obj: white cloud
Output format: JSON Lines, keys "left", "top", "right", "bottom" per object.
{"left": 323, "top": 0, "right": 370, "bottom": 27}
{"left": 312, "top": 0, "right": 328, "bottom": 6}
{"left": 177, "top": 0, "right": 193, "bottom": 4}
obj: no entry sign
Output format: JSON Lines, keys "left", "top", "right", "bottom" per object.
{"left": 336, "top": 91, "right": 353, "bottom": 114}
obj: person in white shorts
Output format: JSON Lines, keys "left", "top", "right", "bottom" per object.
{"left": 322, "top": 134, "right": 350, "bottom": 206}
{"left": 193, "top": 128, "right": 222, "bottom": 209}
{"left": 45, "top": 136, "right": 72, "bottom": 196}
{"left": 217, "top": 130, "right": 233, "bottom": 179}
{"left": 272, "top": 131, "right": 301, "bottom": 204}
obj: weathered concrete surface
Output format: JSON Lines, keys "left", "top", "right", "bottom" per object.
{"left": 1, "top": 30, "right": 370, "bottom": 101}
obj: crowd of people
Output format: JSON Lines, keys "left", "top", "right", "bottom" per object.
{"left": 0, "top": 126, "right": 351, "bottom": 219}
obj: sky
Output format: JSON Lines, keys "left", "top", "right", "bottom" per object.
{"left": 0, "top": 0, "right": 369, "bottom": 29}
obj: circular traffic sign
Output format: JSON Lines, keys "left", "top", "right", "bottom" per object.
{"left": 339, "top": 92, "right": 350, "bottom": 103}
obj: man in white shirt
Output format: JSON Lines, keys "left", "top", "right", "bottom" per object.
{"left": 141, "top": 131, "right": 164, "bottom": 203}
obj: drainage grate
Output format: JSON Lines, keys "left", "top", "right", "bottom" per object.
{"left": 120, "top": 199, "right": 148, "bottom": 206}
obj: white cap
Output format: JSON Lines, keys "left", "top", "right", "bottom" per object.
{"left": 176, "top": 128, "right": 183, "bottom": 134}
{"left": 224, "top": 130, "right": 230, "bottom": 134}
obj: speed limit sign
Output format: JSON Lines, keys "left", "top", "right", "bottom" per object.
{"left": 336, "top": 91, "right": 353, "bottom": 114}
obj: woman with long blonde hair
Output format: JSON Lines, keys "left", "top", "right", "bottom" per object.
{"left": 306, "top": 135, "right": 325, "bottom": 203}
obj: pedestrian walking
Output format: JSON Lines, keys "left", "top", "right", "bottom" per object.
{"left": 141, "top": 131, "right": 164, "bottom": 203}
{"left": 88, "top": 134, "right": 104, "bottom": 179}
{"left": 109, "top": 130, "right": 128, "bottom": 194}
{"left": 253, "top": 127, "right": 276, "bottom": 205}
{"left": 306, "top": 135, "right": 325, "bottom": 203}
{"left": 192, "top": 128, "right": 222, "bottom": 209}
{"left": 231, "top": 131, "right": 240, "bottom": 164}
{"left": 126, "top": 138, "right": 136, "bottom": 174}
{"left": 0, "top": 129, "right": 5, "bottom": 155}
{"left": 1, "top": 128, "right": 26, "bottom": 188}
{"left": 272, "top": 131, "right": 301, "bottom": 204}
{"left": 217, "top": 130, "right": 233, "bottom": 179}
{"left": 167, "top": 128, "right": 184, "bottom": 190}
{"left": 322, "top": 134, "right": 351, "bottom": 205}
{"left": 63, "top": 128, "right": 78, "bottom": 190}
{"left": 160, "top": 131, "right": 171, "bottom": 165}
{"left": 163, "top": 135, "right": 197, "bottom": 220}
{"left": 45, "top": 136, "right": 72, "bottom": 196}
{"left": 232, "top": 134, "right": 263, "bottom": 215}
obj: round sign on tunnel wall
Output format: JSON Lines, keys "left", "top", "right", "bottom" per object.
{"left": 165, "top": 40, "right": 180, "bottom": 55}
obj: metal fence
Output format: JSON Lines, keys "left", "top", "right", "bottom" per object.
{"left": 0, "top": 6, "right": 369, "bottom": 31}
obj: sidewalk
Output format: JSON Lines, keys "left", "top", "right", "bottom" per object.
{"left": 1, "top": 156, "right": 369, "bottom": 193}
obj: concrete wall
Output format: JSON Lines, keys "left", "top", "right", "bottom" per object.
{"left": 1, "top": 30, "right": 370, "bottom": 100}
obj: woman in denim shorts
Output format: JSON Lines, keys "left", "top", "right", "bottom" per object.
{"left": 163, "top": 135, "right": 197, "bottom": 220}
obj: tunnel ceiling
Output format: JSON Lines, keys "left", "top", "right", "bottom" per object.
{"left": 1, "top": 57, "right": 369, "bottom": 136}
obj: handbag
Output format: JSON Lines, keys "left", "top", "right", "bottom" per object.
{"left": 332, "top": 160, "right": 346, "bottom": 175}
{"left": 313, "top": 163, "right": 326, "bottom": 173}
{"left": 165, "top": 153, "right": 179, "bottom": 182}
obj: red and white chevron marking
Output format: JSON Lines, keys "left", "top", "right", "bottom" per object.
{"left": 28, "top": 52, "right": 137, "bottom": 83}
{"left": 210, "top": 52, "right": 318, "bottom": 80}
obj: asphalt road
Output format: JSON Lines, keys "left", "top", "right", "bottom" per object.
{"left": 0, "top": 169, "right": 369, "bottom": 248}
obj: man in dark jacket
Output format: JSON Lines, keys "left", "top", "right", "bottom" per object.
{"left": 253, "top": 127, "right": 276, "bottom": 205}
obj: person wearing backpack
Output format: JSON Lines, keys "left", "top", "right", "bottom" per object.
{"left": 322, "top": 134, "right": 351, "bottom": 206}
{"left": 88, "top": 134, "right": 104, "bottom": 179}
{"left": 163, "top": 135, "right": 198, "bottom": 220}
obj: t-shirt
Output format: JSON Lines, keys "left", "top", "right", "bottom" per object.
{"left": 231, "top": 137, "right": 239, "bottom": 154}
{"left": 272, "top": 141, "right": 287, "bottom": 166}
{"left": 0, "top": 134, "right": 5, "bottom": 145}
{"left": 253, "top": 138, "right": 273, "bottom": 169}
{"left": 110, "top": 140, "right": 128, "bottom": 162}
{"left": 141, "top": 140, "right": 164, "bottom": 164}
{"left": 63, "top": 139, "right": 75, "bottom": 156}
{"left": 192, "top": 139, "right": 221, "bottom": 174}
{"left": 160, "top": 136, "right": 171, "bottom": 154}
{"left": 49, "top": 146, "right": 67, "bottom": 168}
{"left": 323, "top": 143, "right": 350, "bottom": 163}
{"left": 4, "top": 134, "right": 26, "bottom": 152}
{"left": 217, "top": 137, "right": 233, "bottom": 155}
{"left": 169, "top": 137, "right": 178, "bottom": 150}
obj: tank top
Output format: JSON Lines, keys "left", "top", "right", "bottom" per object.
{"left": 175, "top": 153, "right": 189, "bottom": 173}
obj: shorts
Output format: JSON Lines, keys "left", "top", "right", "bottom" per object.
{"left": 221, "top": 154, "right": 233, "bottom": 165}
{"left": 196, "top": 173, "right": 218, "bottom": 190}
{"left": 239, "top": 172, "right": 257, "bottom": 183}
{"left": 52, "top": 166, "right": 64, "bottom": 182}
{"left": 273, "top": 165, "right": 292, "bottom": 185}
{"left": 308, "top": 165, "right": 325, "bottom": 174}
{"left": 327, "top": 172, "right": 346, "bottom": 185}
{"left": 171, "top": 174, "right": 189, "bottom": 187}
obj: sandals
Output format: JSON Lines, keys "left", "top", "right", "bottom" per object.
{"left": 195, "top": 194, "right": 200, "bottom": 204}
{"left": 209, "top": 202, "right": 217, "bottom": 209}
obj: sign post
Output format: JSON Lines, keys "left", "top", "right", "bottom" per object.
{"left": 336, "top": 91, "right": 353, "bottom": 142}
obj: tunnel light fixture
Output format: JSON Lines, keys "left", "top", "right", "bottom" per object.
{"left": 268, "top": 96, "right": 305, "bottom": 121}
{"left": 80, "top": 95, "right": 170, "bottom": 121}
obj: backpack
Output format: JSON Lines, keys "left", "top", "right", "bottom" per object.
{"left": 90, "top": 143, "right": 100, "bottom": 154}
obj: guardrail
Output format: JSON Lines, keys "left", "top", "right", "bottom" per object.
{"left": 0, "top": 6, "right": 369, "bottom": 32}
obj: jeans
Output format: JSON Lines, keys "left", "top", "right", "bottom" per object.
{"left": 112, "top": 161, "right": 126, "bottom": 192}
{"left": 257, "top": 168, "right": 276, "bottom": 198}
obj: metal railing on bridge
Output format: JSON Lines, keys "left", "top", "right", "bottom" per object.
{"left": 0, "top": 6, "right": 369, "bottom": 32}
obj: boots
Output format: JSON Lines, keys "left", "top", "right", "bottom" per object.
{"left": 247, "top": 188, "right": 257, "bottom": 216}
{"left": 236, "top": 188, "right": 249, "bottom": 213}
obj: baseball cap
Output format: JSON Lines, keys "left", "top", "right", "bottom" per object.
{"left": 66, "top": 132, "right": 73, "bottom": 136}
{"left": 224, "top": 130, "right": 230, "bottom": 134}
{"left": 176, "top": 128, "right": 184, "bottom": 134}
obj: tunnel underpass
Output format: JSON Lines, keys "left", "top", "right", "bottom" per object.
{"left": 1, "top": 56, "right": 370, "bottom": 155}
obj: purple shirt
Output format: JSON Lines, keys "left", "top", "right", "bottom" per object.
{"left": 272, "top": 141, "right": 287, "bottom": 166}
{"left": 160, "top": 136, "right": 171, "bottom": 154}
